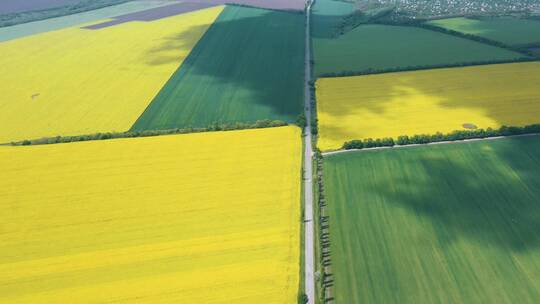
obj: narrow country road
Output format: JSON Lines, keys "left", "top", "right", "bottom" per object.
{"left": 303, "top": 1, "right": 316, "bottom": 303}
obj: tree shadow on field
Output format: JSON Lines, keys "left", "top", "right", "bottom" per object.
{"left": 360, "top": 136, "right": 540, "bottom": 251}
{"left": 132, "top": 5, "right": 306, "bottom": 130}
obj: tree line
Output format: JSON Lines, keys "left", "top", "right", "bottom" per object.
{"left": 12, "top": 120, "right": 288, "bottom": 146}
{"left": 318, "top": 56, "right": 537, "bottom": 78}
{"left": 342, "top": 124, "right": 540, "bottom": 150}
{"left": 313, "top": 151, "right": 335, "bottom": 303}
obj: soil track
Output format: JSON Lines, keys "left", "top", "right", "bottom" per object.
{"left": 0, "top": 0, "right": 80, "bottom": 14}
{"left": 84, "top": 0, "right": 306, "bottom": 29}
{"left": 322, "top": 133, "right": 540, "bottom": 156}
{"left": 83, "top": 2, "right": 215, "bottom": 29}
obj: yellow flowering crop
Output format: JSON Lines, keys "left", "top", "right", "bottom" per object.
{"left": 316, "top": 62, "right": 540, "bottom": 150}
{"left": 0, "top": 6, "right": 223, "bottom": 143}
{"left": 0, "top": 126, "right": 301, "bottom": 304}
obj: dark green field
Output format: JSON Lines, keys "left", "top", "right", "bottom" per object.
{"left": 313, "top": 24, "right": 527, "bottom": 76}
{"left": 428, "top": 17, "right": 540, "bottom": 47}
{"left": 131, "top": 5, "right": 304, "bottom": 131}
{"left": 323, "top": 136, "right": 540, "bottom": 303}
{"left": 311, "top": 0, "right": 354, "bottom": 38}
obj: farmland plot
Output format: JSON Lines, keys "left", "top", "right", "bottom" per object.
{"left": 316, "top": 62, "right": 540, "bottom": 150}
{"left": 0, "top": 126, "right": 302, "bottom": 303}
{"left": 313, "top": 24, "right": 527, "bottom": 77}
{"left": 85, "top": 0, "right": 307, "bottom": 30}
{"left": 311, "top": 0, "right": 355, "bottom": 39}
{"left": 131, "top": 6, "right": 305, "bottom": 131}
{"left": 324, "top": 136, "right": 540, "bottom": 303}
{"left": 428, "top": 17, "right": 540, "bottom": 47}
{"left": 0, "top": 6, "right": 223, "bottom": 143}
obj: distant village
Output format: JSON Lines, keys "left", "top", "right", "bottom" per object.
{"left": 362, "top": 0, "right": 540, "bottom": 17}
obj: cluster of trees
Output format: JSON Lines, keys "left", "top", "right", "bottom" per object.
{"left": 319, "top": 56, "right": 536, "bottom": 78}
{"left": 342, "top": 124, "right": 540, "bottom": 150}
{"left": 13, "top": 120, "right": 288, "bottom": 146}
{"left": 308, "top": 80, "right": 319, "bottom": 136}
{"left": 296, "top": 114, "right": 307, "bottom": 129}
{"left": 334, "top": 6, "right": 395, "bottom": 37}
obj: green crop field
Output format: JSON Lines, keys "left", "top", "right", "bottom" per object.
{"left": 313, "top": 24, "right": 527, "bottom": 76}
{"left": 131, "top": 5, "right": 304, "bottom": 132}
{"left": 323, "top": 136, "right": 540, "bottom": 303}
{"left": 312, "top": 0, "right": 355, "bottom": 38}
{"left": 428, "top": 17, "right": 540, "bottom": 47}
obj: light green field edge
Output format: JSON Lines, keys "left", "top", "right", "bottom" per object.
{"left": 323, "top": 136, "right": 540, "bottom": 303}
{"left": 131, "top": 5, "right": 305, "bottom": 132}
{"left": 0, "top": 0, "right": 175, "bottom": 42}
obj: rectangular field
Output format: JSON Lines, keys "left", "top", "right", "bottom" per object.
{"left": 0, "top": 6, "right": 223, "bottom": 143}
{"left": 427, "top": 17, "right": 540, "bottom": 47}
{"left": 0, "top": 126, "right": 302, "bottom": 303}
{"left": 313, "top": 24, "right": 527, "bottom": 77}
{"left": 131, "top": 6, "right": 305, "bottom": 131}
{"left": 316, "top": 62, "right": 540, "bottom": 150}
{"left": 324, "top": 136, "right": 540, "bottom": 303}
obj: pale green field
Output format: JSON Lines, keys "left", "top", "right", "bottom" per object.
{"left": 428, "top": 17, "right": 540, "bottom": 46}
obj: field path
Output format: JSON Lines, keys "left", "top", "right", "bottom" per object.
{"left": 304, "top": 1, "right": 316, "bottom": 303}
{"left": 322, "top": 133, "right": 540, "bottom": 156}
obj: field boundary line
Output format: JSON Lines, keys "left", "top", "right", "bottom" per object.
{"left": 5, "top": 121, "right": 289, "bottom": 147}
{"left": 322, "top": 133, "right": 540, "bottom": 156}
{"left": 317, "top": 57, "right": 540, "bottom": 79}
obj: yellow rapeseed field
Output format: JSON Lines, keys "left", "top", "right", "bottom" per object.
{"left": 0, "top": 126, "right": 301, "bottom": 303}
{"left": 316, "top": 62, "right": 540, "bottom": 150}
{"left": 0, "top": 6, "right": 223, "bottom": 143}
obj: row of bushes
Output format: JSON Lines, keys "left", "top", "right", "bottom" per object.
{"left": 318, "top": 56, "right": 537, "bottom": 78}
{"left": 314, "top": 151, "right": 334, "bottom": 303}
{"left": 342, "top": 124, "right": 540, "bottom": 150}
{"left": 333, "top": 6, "right": 395, "bottom": 38}
{"left": 12, "top": 120, "right": 288, "bottom": 146}
{"left": 308, "top": 79, "right": 319, "bottom": 136}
